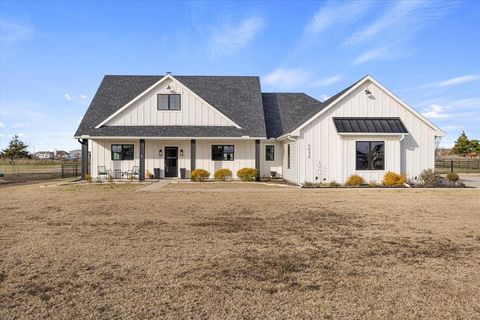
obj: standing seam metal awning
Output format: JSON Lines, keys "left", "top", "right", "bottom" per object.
{"left": 333, "top": 117, "right": 409, "bottom": 134}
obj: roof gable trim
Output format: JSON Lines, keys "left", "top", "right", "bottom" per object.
{"left": 288, "top": 75, "right": 445, "bottom": 137}
{"left": 95, "top": 74, "right": 242, "bottom": 129}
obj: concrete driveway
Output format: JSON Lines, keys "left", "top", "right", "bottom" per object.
{"left": 459, "top": 174, "right": 480, "bottom": 188}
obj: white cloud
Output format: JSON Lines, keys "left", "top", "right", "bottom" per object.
{"left": 79, "top": 94, "right": 87, "bottom": 100}
{"left": 209, "top": 15, "right": 265, "bottom": 56}
{"left": 263, "top": 67, "right": 311, "bottom": 89}
{"left": 348, "top": 1, "right": 456, "bottom": 64}
{"left": 64, "top": 94, "right": 72, "bottom": 101}
{"left": 319, "top": 94, "right": 331, "bottom": 101}
{"left": 0, "top": 19, "right": 33, "bottom": 43}
{"left": 422, "top": 104, "right": 451, "bottom": 119}
{"left": 312, "top": 74, "right": 343, "bottom": 87}
{"left": 0, "top": 121, "right": 4, "bottom": 128}
{"left": 439, "top": 75, "right": 480, "bottom": 87}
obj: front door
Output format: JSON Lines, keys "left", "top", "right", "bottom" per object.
{"left": 164, "top": 147, "right": 178, "bottom": 178}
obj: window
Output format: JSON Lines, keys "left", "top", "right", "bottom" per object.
{"left": 265, "top": 145, "right": 275, "bottom": 161}
{"left": 211, "top": 145, "right": 234, "bottom": 161}
{"left": 356, "top": 141, "right": 384, "bottom": 170}
{"left": 287, "top": 144, "right": 291, "bottom": 169}
{"left": 111, "top": 144, "right": 134, "bottom": 160}
{"left": 157, "top": 94, "right": 181, "bottom": 110}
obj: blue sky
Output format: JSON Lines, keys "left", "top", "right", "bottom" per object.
{"left": 0, "top": 0, "right": 479, "bottom": 152}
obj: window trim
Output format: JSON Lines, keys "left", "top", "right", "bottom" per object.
{"left": 355, "top": 141, "right": 385, "bottom": 171}
{"left": 111, "top": 144, "right": 134, "bottom": 161}
{"left": 211, "top": 144, "right": 235, "bottom": 161}
{"left": 157, "top": 94, "right": 181, "bottom": 110}
{"left": 265, "top": 145, "right": 275, "bottom": 161}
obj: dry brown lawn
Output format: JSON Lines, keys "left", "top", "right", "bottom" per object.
{"left": 1, "top": 181, "right": 479, "bottom": 319}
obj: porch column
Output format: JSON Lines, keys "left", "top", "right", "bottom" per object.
{"left": 139, "top": 139, "right": 145, "bottom": 181}
{"left": 191, "top": 139, "right": 196, "bottom": 172}
{"left": 79, "top": 139, "right": 88, "bottom": 179}
{"left": 255, "top": 139, "right": 260, "bottom": 181}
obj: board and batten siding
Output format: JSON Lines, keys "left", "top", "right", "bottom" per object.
{"left": 91, "top": 139, "right": 140, "bottom": 178}
{"left": 282, "top": 140, "right": 298, "bottom": 183}
{"left": 260, "top": 140, "right": 283, "bottom": 178}
{"left": 105, "top": 78, "right": 237, "bottom": 127}
{"left": 297, "top": 79, "right": 436, "bottom": 184}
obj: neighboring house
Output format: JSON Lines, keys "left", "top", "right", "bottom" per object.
{"left": 69, "top": 149, "right": 82, "bottom": 160}
{"left": 54, "top": 150, "right": 69, "bottom": 160}
{"left": 34, "top": 151, "right": 54, "bottom": 160}
{"left": 75, "top": 74, "right": 445, "bottom": 184}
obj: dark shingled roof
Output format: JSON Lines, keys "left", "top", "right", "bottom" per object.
{"left": 333, "top": 117, "right": 409, "bottom": 134}
{"left": 261, "top": 76, "right": 365, "bottom": 138}
{"left": 75, "top": 75, "right": 266, "bottom": 137}
{"left": 80, "top": 126, "right": 245, "bottom": 137}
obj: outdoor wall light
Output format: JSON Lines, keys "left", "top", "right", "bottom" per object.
{"left": 158, "top": 149, "right": 163, "bottom": 157}
{"left": 180, "top": 149, "right": 184, "bottom": 157}
{"left": 365, "top": 88, "right": 372, "bottom": 95}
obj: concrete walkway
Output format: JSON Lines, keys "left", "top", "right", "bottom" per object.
{"left": 136, "top": 180, "right": 170, "bottom": 192}
{"left": 459, "top": 174, "right": 480, "bottom": 188}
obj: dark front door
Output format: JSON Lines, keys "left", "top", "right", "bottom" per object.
{"left": 164, "top": 147, "right": 178, "bottom": 177}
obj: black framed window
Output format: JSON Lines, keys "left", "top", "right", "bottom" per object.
{"left": 212, "top": 145, "right": 234, "bottom": 161}
{"left": 265, "top": 145, "right": 275, "bottom": 161}
{"left": 287, "top": 144, "right": 291, "bottom": 169}
{"left": 356, "top": 141, "right": 384, "bottom": 170}
{"left": 111, "top": 144, "right": 134, "bottom": 160}
{"left": 157, "top": 94, "right": 181, "bottom": 110}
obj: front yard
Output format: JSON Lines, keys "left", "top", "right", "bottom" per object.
{"left": 1, "top": 182, "right": 479, "bottom": 319}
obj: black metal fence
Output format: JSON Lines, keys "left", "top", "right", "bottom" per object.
{"left": 435, "top": 159, "right": 480, "bottom": 173}
{"left": 0, "top": 163, "right": 80, "bottom": 181}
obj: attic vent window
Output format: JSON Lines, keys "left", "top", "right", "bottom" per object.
{"left": 157, "top": 94, "right": 181, "bottom": 110}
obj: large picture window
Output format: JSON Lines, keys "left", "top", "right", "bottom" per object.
{"left": 265, "top": 145, "right": 275, "bottom": 161}
{"left": 111, "top": 144, "right": 134, "bottom": 160}
{"left": 356, "top": 141, "right": 384, "bottom": 170}
{"left": 212, "top": 145, "right": 234, "bottom": 161}
{"left": 157, "top": 94, "right": 181, "bottom": 110}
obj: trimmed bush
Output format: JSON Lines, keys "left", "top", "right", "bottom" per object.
{"left": 329, "top": 181, "right": 340, "bottom": 187}
{"left": 214, "top": 168, "right": 232, "bottom": 181}
{"left": 418, "top": 169, "right": 441, "bottom": 187}
{"left": 446, "top": 172, "right": 459, "bottom": 182}
{"left": 84, "top": 174, "right": 92, "bottom": 183}
{"left": 345, "top": 174, "right": 365, "bottom": 186}
{"left": 237, "top": 168, "right": 258, "bottom": 182}
{"left": 146, "top": 170, "right": 154, "bottom": 179}
{"left": 191, "top": 169, "right": 210, "bottom": 182}
{"left": 382, "top": 171, "right": 407, "bottom": 186}
{"left": 369, "top": 181, "right": 377, "bottom": 187}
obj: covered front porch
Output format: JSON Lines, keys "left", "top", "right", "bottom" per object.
{"left": 79, "top": 138, "right": 262, "bottom": 181}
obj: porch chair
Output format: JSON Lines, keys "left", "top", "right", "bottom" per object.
{"left": 126, "top": 166, "right": 140, "bottom": 179}
{"left": 97, "top": 166, "right": 110, "bottom": 179}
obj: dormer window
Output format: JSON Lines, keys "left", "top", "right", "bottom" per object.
{"left": 157, "top": 94, "right": 181, "bottom": 110}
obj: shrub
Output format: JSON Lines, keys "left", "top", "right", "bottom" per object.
{"left": 446, "top": 172, "right": 459, "bottom": 182}
{"left": 418, "top": 169, "right": 441, "bottom": 187}
{"left": 345, "top": 174, "right": 365, "bottom": 186}
{"left": 237, "top": 168, "right": 258, "bottom": 182}
{"left": 214, "top": 168, "right": 232, "bottom": 181}
{"left": 369, "top": 181, "right": 377, "bottom": 187}
{"left": 329, "top": 181, "right": 340, "bottom": 187}
{"left": 382, "top": 171, "right": 407, "bottom": 187}
{"left": 84, "top": 174, "right": 92, "bottom": 183}
{"left": 191, "top": 169, "right": 210, "bottom": 182}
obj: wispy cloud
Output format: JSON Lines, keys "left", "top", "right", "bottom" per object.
{"left": 0, "top": 19, "right": 34, "bottom": 43}
{"left": 420, "top": 74, "right": 480, "bottom": 89}
{"left": 0, "top": 121, "right": 4, "bottom": 128}
{"left": 312, "top": 74, "right": 343, "bottom": 87}
{"left": 422, "top": 104, "right": 451, "bottom": 119}
{"left": 64, "top": 94, "right": 72, "bottom": 101}
{"left": 208, "top": 15, "right": 265, "bottom": 56}
{"left": 349, "top": 1, "right": 457, "bottom": 64}
{"left": 263, "top": 67, "right": 310, "bottom": 89}
{"left": 11, "top": 122, "right": 26, "bottom": 128}
{"left": 79, "top": 94, "right": 87, "bottom": 100}
{"left": 319, "top": 94, "right": 331, "bottom": 101}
